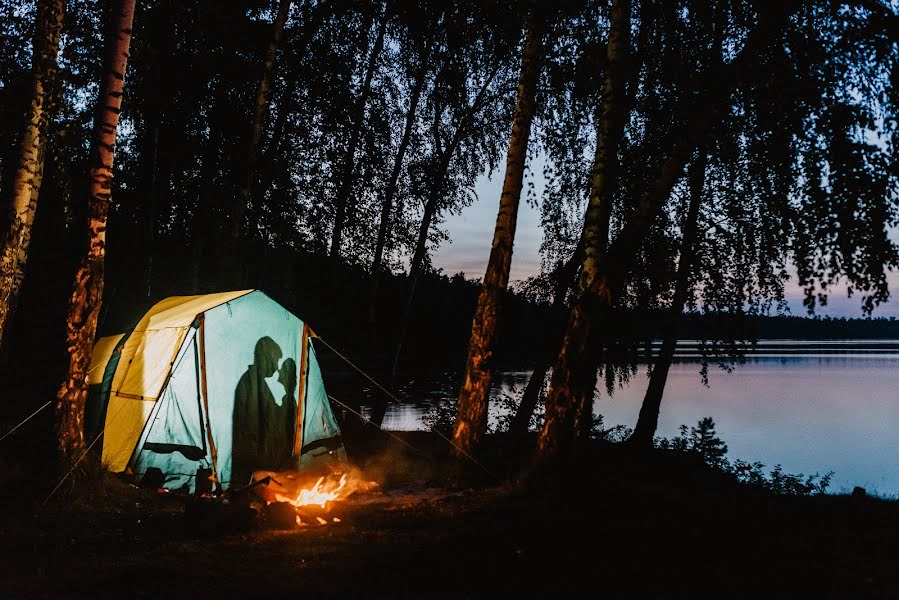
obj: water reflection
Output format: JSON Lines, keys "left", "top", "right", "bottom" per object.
{"left": 370, "top": 354, "right": 899, "bottom": 496}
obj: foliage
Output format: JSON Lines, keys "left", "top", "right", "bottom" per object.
{"left": 489, "top": 381, "right": 545, "bottom": 434}
{"left": 590, "top": 413, "right": 632, "bottom": 443}
{"left": 421, "top": 401, "right": 833, "bottom": 497}
{"left": 1, "top": 1, "right": 897, "bottom": 476}
{"left": 655, "top": 417, "right": 833, "bottom": 496}
{"left": 421, "top": 399, "right": 456, "bottom": 438}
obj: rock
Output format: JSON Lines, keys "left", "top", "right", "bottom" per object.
{"left": 263, "top": 501, "right": 298, "bottom": 529}
{"left": 184, "top": 496, "right": 258, "bottom": 536}
{"left": 138, "top": 468, "right": 165, "bottom": 490}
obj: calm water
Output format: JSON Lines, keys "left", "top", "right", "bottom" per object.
{"left": 374, "top": 343, "right": 899, "bottom": 496}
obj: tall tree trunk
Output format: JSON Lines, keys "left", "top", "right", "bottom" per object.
{"left": 451, "top": 12, "right": 547, "bottom": 458}
{"left": 232, "top": 0, "right": 292, "bottom": 241}
{"left": 367, "top": 51, "right": 429, "bottom": 331}
{"left": 0, "top": 0, "right": 65, "bottom": 350}
{"left": 534, "top": 2, "right": 794, "bottom": 463}
{"left": 56, "top": 0, "right": 136, "bottom": 464}
{"left": 536, "top": 148, "right": 688, "bottom": 461}
{"left": 328, "top": 5, "right": 389, "bottom": 261}
{"left": 191, "top": 119, "right": 223, "bottom": 292}
{"left": 508, "top": 237, "right": 584, "bottom": 438}
{"left": 629, "top": 150, "right": 707, "bottom": 447}
{"left": 254, "top": 0, "right": 326, "bottom": 205}
{"left": 530, "top": 0, "right": 631, "bottom": 461}
{"left": 141, "top": 63, "right": 160, "bottom": 298}
{"left": 388, "top": 65, "right": 501, "bottom": 384}
{"left": 141, "top": 0, "right": 172, "bottom": 298}
{"left": 380, "top": 185, "right": 439, "bottom": 412}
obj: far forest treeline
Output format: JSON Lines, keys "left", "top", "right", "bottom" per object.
{"left": 1, "top": 0, "right": 898, "bottom": 467}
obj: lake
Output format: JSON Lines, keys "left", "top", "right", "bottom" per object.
{"left": 371, "top": 341, "right": 899, "bottom": 496}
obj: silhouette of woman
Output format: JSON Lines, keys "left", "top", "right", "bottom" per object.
{"left": 277, "top": 358, "right": 298, "bottom": 467}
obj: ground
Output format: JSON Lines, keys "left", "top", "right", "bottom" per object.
{"left": 1, "top": 433, "right": 897, "bottom": 598}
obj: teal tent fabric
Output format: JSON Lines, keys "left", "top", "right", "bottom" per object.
{"left": 132, "top": 329, "right": 211, "bottom": 490}
{"left": 299, "top": 344, "right": 345, "bottom": 466}
{"left": 85, "top": 338, "right": 125, "bottom": 442}
{"left": 116, "top": 290, "right": 343, "bottom": 492}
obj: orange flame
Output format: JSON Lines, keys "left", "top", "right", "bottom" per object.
{"left": 275, "top": 473, "right": 348, "bottom": 509}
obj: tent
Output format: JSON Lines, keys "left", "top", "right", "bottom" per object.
{"left": 86, "top": 290, "right": 344, "bottom": 492}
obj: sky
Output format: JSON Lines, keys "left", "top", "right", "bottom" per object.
{"left": 433, "top": 169, "right": 544, "bottom": 285}
{"left": 433, "top": 167, "right": 899, "bottom": 319}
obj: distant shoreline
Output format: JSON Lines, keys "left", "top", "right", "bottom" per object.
{"left": 658, "top": 339, "right": 899, "bottom": 358}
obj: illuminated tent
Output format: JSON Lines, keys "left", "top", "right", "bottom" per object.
{"left": 86, "top": 290, "right": 344, "bottom": 491}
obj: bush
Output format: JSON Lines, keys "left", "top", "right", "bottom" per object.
{"left": 421, "top": 400, "right": 456, "bottom": 438}
{"left": 655, "top": 417, "right": 833, "bottom": 496}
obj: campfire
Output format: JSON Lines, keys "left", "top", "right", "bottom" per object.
{"left": 276, "top": 474, "right": 347, "bottom": 526}
{"left": 275, "top": 473, "right": 347, "bottom": 508}
{"left": 250, "top": 468, "right": 376, "bottom": 528}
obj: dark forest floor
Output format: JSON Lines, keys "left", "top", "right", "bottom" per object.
{"left": 1, "top": 432, "right": 897, "bottom": 599}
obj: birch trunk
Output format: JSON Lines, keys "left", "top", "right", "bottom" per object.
{"left": 0, "top": 0, "right": 65, "bottom": 349}
{"left": 451, "top": 13, "right": 546, "bottom": 458}
{"left": 232, "top": 0, "right": 292, "bottom": 240}
{"left": 367, "top": 53, "right": 429, "bottom": 331}
{"left": 508, "top": 238, "right": 584, "bottom": 438}
{"left": 256, "top": 0, "right": 326, "bottom": 200}
{"left": 385, "top": 186, "right": 440, "bottom": 388}
{"left": 56, "top": 0, "right": 136, "bottom": 464}
{"left": 534, "top": 1, "right": 794, "bottom": 463}
{"left": 629, "top": 151, "right": 707, "bottom": 447}
{"left": 531, "top": 0, "right": 632, "bottom": 460}
{"left": 388, "top": 65, "right": 501, "bottom": 382}
{"left": 329, "top": 6, "right": 389, "bottom": 261}
{"left": 536, "top": 149, "right": 688, "bottom": 460}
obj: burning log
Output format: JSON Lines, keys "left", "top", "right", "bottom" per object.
{"left": 294, "top": 504, "right": 332, "bottom": 527}
{"left": 247, "top": 468, "right": 378, "bottom": 528}
{"left": 250, "top": 467, "right": 379, "bottom": 506}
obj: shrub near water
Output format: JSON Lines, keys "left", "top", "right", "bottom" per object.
{"left": 653, "top": 417, "right": 833, "bottom": 496}
{"left": 423, "top": 395, "right": 832, "bottom": 496}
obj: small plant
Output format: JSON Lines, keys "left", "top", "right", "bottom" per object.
{"left": 591, "top": 414, "right": 633, "bottom": 443}
{"left": 655, "top": 417, "right": 833, "bottom": 496}
{"left": 421, "top": 400, "right": 456, "bottom": 438}
{"left": 489, "top": 381, "right": 547, "bottom": 434}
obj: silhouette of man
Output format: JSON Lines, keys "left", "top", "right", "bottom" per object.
{"left": 232, "top": 336, "right": 282, "bottom": 485}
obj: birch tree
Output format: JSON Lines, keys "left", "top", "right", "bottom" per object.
{"left": 452, "top": 6, "right": 548, "bottom": 457}
{"left": 329, "top": 1, "right": 390, "bottom": 261}
{"left": 232, "top": 0, "right": 293, "bottom": 241}
{"left": 0, "top": 0, "right": 65, "bottom": 349}
{"left": 56, "top": 0, "right": 136, "bottom": 463}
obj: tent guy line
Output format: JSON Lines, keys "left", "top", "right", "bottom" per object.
{"left": 42, "top": 395, "right": 133, "bottom": 506}
{"left": 315, "top": 335, "right": 499, "bottom": 481}
{"left": 326, "top": 393, "right": 431, "bottom": 459}
{"left": 0, "top": 400, "right": 52, "bottom": 442}
{"left": 1, "top": 362, "right": 107, "bottom": 443}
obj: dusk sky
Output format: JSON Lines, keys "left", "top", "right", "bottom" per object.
{"left": 434, "top": 166, "right": 899, "bottom": 319}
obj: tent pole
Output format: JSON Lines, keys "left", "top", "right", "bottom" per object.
{"left": 198, "top": 314, "right": 222, "bottom": 491}
{"left": 293, "top": 323, "right": 310, "bottom": 459}
{"left": 193, "top": 327, "right": 207, "bottom": 455}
